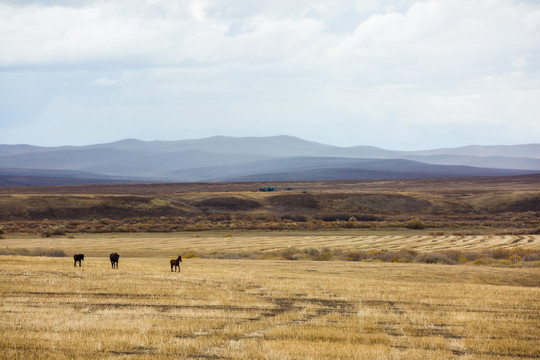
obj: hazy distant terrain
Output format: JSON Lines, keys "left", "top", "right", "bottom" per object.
{"left": 0, "top": 136, "right": 538, "bottom": 185}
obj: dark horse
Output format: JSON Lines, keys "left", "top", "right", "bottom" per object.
{"left": 170, "top": 255, "right": 182, "bottom": 272}
{"left": 110, "top": 252, "right": 120, "bottom": 269}
{"left": 73, "top": 254, "right": 84, "bottom": 267}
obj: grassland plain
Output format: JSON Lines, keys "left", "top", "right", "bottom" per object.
{"left": 0, "top": 256, "right": 539, "bottom": 360}
{"left": 1, "top": 176, "right": 539, "bottom": 359}
{"left": 1, "top": 232, "right": 540, "bottom": 258}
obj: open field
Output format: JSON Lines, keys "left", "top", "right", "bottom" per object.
{"left": 1, "top": 232, "right": 540, "bottom": 258}
{"left": 1, "top": 256, "right": 539, "bottom": 360}
{"left": 1, "top": 177, "right": 539, "bottom": 358}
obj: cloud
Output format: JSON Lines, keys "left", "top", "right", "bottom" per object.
{"left": 2, "top": 0, "right": 538, "bottom": 73}
{"left": 91, "top": 77, "right": 121, "bottom": 86}
{"left": 0, "top": 0, "right": 539, "bottom": 148}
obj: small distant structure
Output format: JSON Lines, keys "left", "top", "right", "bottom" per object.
{"left": 258, "top": 186, "right": 275, "bottom": 192}
{"left": 283, "top": 187, "right": 294, "bottom": 192}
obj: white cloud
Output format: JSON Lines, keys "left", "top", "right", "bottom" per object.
{"left": 189, "top": 0, "right": 207, "bottom": 22}
{"left": 91, "top": 77, "right": 121, "bottom": 86}
{"left": 1, "top": 0, "right": 538, "bottom": 72}
{"left": 0, "top": 0, "right": 539, "bottom": 148}
{"left": 512, "top": 56, "right": 529, "bottom": 69}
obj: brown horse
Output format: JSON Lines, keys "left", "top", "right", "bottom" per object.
{"left": 110, "top": 252, "right": 119, "bottom": 269}
{"left": 73, "top": 254, "right": 84, "bottom": 267}
{"left": 170, "top": 255, "right": 182, "bottom": 272}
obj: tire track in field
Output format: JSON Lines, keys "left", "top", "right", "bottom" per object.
{"left": 363, "top": 299, "right": 471, "bottom": 356}
{"left": 183, "top": 280, "right": 356, "bottom": 359}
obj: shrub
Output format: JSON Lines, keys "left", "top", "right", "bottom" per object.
{"left": 303, "top": 248, "right": 319, "bottom": 257}
{"left": 345, "top": 251, "right": 368, "bottom": 261}
{"left": 316, "top": 249, "right": 333, "bottom": 261}
{"left": 523, "top": 250, "right": 540, "bottom": 261}
{"left": 416, "top": 252, "right": 456, "bottom": 265}
{"left": 404, "top": 218, "right": 426, "bottom": 229}
{"left": 279, "top": 247, "right": 302, "bottom": 260}
{"left": 489, "top": 248, "right": 511, "bottom": 259}
{"left": 471, "top": 258, "right": 495, "bottom": 266}
{"left": 438, "top": 250, "right": 464, "bottom": 262}
{"left": 41, "top": 225, "right": 66, "bottom": 237}
{"left": 183, "top": 253, "right": 199, "bottom": 259}
{"left": 208, "top": 214, "right": 231, "bottom": 222}
{"left": 34, "top": 248, "right": 66, "bottom": 257}
{"left": 318, "top": 213, "right": 352, "bottom": 222}
{"left": 0, "top": 247, "right": 65, "bottom": 257}
{"left": 354, "top": 214, "right": 384, "bottom": 221}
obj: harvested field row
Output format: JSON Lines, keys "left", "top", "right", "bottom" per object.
{"left": 1, "top": 233, "right": 539, "bottom": 258}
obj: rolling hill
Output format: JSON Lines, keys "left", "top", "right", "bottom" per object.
{"left": 0, "top": 136, "right": 538, "bottom": 185}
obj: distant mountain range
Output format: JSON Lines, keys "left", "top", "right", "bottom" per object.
{"left": 0, "top": 136, "right": 539, "bottom": 186}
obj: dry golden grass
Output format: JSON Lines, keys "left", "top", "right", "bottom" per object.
{"left": 1, "top": 255, "right": 539, "bottom": 359}
{"left": 1, "top": 232, "right": 539, "bottom": 257}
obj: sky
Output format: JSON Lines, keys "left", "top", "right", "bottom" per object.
{"left": 0, "top": 0, "right": 539, "bottom": 150}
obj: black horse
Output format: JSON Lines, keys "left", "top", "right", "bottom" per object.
{"left": 73, "top": 254, "right": 84, "bottom": 267}
{"left": 110, "top": 252, "right": 119, "bottom": 269}
{"left": 170, "top": 255, "right": 182, "bottom": 272}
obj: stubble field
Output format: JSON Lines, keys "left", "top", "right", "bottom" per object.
{"left": 1, "top": 254, "right": 539, "bottom": 359}
{"left": 1, "top": 176, "right": 539, "bottom": 359}
{"left": 1, "top": 231, "right": 540, "bottom": 258}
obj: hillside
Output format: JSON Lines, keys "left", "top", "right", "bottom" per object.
{"left": 0, "top": 136, "right": 539, "bottom": 185}
{"left": 1, "top": 175, "right": 539, "bottom": 236}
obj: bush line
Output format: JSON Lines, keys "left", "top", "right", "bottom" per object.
{"left": 1, "top": 247, "right": 538, "bottom": 267}
{"left": 189, "top": 247, "right": 540, "bottom": 267}
{"left": 1, "top": 215, "right": 539, "bottom": 235}
{"left": 0, "top": 247, "right": 66, "bottom": 257}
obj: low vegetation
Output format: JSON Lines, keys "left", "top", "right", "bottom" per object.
{"left": 0, "top": 177, "right": 539, "bottom": 236}
{"left": 2, "top": 232, "right": 539, "bottom": 268}
{"left": 1, "top": 256, "right": 538, "bottom": 359}
{"left": 193, "top": 247, "right": 540, "bottom": 267}
{"left": 0, "top": 247, "right": 65, "bottom": 257}
{"left": 0, "top": 178, "right": 539, "bottom": 358}
{"left": 0, "top": 208, "right": 539, "bottom": 235}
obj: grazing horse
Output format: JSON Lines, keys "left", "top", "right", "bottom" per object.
{"left": 110, "top": 252, "right": 120, "bottom": 269}
{"left": 73, "top": 254, "right": 84, "bottom": 267}
{"left": 170, "top": 255, "right": 182, "bottom": 272}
